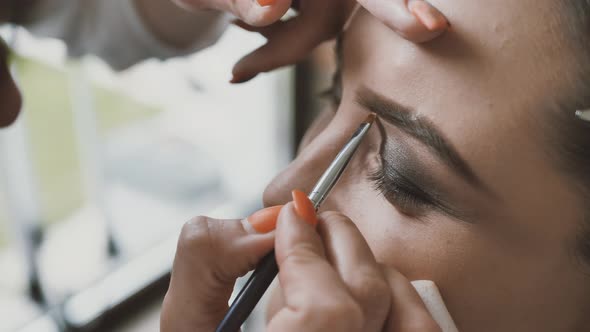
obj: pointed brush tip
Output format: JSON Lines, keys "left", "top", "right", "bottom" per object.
{"left": 364, "top": 113, "right": 376, "bottom": 124}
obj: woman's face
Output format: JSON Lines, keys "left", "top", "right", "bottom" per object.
{"left": 264, "top": 1, "right": 590, "bottom": 331}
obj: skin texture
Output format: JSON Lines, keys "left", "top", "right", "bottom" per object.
{"left": 263, "top": 2, "right": 590, "bottom": 331}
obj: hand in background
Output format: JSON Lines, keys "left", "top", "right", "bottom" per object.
{"left": 172, "top": 0, "right": 449, "bottom": 83}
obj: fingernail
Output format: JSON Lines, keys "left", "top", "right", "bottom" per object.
{"left": 257, "top": 0, "right": 276, "bottom": 7}
{"left": 246, "top": 205, "right": 283, "bottom": 233}
{"left": 291, "top": 190, "right": 317, "bottom": 227}
{"left": 408, "top": 0, "right": 449, "bottom": 32}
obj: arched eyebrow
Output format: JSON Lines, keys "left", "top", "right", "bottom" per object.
{"left": 356, "top": 85, "right": 494, "bottom": 195}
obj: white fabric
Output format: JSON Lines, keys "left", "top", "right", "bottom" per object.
{"left": 24, "top": 0, "right": 229, "bottom": 70}
{"left": 412, "top": 280, "right": 459, "bottom": 332}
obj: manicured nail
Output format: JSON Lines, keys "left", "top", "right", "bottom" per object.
{"left": 257, "top": 0, "right": 276, "bottom": 7}
{"left": 408, "top": 0, "right": 449, "bottom": 31}
{"left": 246, "top": 205, "right": 283, "bottom": 233}
{"left": 291, "top": 190, "right": 317, "bottom": 227}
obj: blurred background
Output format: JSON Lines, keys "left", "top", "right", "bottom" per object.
{"left": 0, "top": 21, "right": 335, "bottom": 332}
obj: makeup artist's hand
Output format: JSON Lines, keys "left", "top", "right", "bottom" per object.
{"left": 171, "top": 0, "right": 449, "bottom": 83}
{"left": 160, "top": 214, "right": 275, "bottom": 331}
{"left": 266, "top": 198, "right": 442, "bottom": 332}
{"left": 161, "top": 190, "right": 441, "bottom": 331}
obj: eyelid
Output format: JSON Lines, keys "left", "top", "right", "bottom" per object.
{"left": 374, "top": 132, "right": 474, "bottom": 223}
{"left": 380, "top": 161, "right": 453, "bottom": 212}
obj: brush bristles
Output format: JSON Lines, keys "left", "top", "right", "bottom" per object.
{"left": 364, "top": 113, "right": 376, "bottom": 124}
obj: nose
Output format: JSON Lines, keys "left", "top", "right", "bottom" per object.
{"left": 262, "top": 112, "right": 359, "bottom": 207}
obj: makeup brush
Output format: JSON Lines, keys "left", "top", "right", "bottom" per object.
{"left": 216, "top": 114, "right": 376, "bottom": 332}
{"left": 576, "top": 109, "right": 590, "bottom": 122}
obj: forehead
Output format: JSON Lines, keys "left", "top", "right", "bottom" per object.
{"left": 344, "top": 0, "right": 569, "bottom": 103}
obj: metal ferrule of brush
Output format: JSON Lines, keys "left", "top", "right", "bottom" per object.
{"left": 308, "top": 121, "right": 373, "bottom": 209}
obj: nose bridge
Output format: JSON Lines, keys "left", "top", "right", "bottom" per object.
{"left": 262, "top": 123, "right": 352, "bottom": 208}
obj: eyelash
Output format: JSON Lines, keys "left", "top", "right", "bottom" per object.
{"left": 322, "top": 82, "right": 434, "bottom": 217}
{"left": 368, "top": 167, "right": 436, "bottom": 218}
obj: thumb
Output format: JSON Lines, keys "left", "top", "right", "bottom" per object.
{"left": 162, "top": 216, "right": 275, "bottom": 331}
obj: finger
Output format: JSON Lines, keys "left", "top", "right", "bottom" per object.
{"left": 356, "top": 0, "right": 449, "bottom": 43}
{"left": 316, "top": 211, "right": 391, "bottom": 331}
{"left": 381, "top": 267, "right": 442, "bottom": 332}
{"left": 162, "top": 216, "right": 274, "bottom": 330}
{"left": 231, "top": 14, "right": 329, "bottom": 83}
{"left": 268, "top": 202, "right": 363, "bottom": 332}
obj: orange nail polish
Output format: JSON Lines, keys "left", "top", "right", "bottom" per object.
{"left": 257, "top": 0, "right": 276, "bottom": 6}
{"left": 408, "top": 1, "right": 449, "bottom": 32}
{"left": 247, "top": 205, "right": 283, "bottom": 233}
{"left": 291, "top": 190, "right": 317, "bottom": 227}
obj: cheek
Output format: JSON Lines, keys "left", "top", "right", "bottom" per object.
{"left": 331, "top": 185, "right": 583, "bottom": 330}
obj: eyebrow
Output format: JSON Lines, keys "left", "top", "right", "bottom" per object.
{"left": 356, "top": 86, "right": 490, "bottom": 193}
